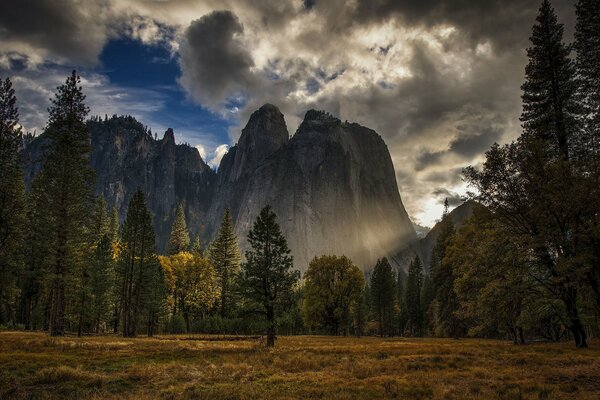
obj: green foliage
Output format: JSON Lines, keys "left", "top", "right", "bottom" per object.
{"left": 370, "top": 257, "right": 395, "bottom": 337}
{"left": 429, "top": 217, "right": 464, "bottom": 338}
{"left": 302, "top": 255, "right": 364, "bottom": 335}
{"left": 209, "top": 208, "right": 242, "bottom": 317}
{"left": 465, "top": 1, "right": 598, "bottom": 348}
{"left": 0, "top": 77, "right": 26, "bottom": 326}
{"left": 404, "top": 257, "right": 423, "bottom": 336}
{"left": 117, "top": 190, "right": 165, "bottom": 337}
{"left": 238, "top": 205, "right": 299, "bottom": 346}
{"left": 33, "top": 71, "right": 94, "bottom": 336}
{"left": 168, "top": 203, "right": 190, "bottom": 255}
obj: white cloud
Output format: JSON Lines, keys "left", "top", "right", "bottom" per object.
{"left": 209, "top": 144, "right": 229, "bottom": 168}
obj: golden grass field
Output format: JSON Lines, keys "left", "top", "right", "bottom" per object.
{"left": 0, "top": 332, "right": 599, "bottom": 399}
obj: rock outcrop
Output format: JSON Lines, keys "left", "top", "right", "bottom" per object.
{"left": 208, "top": 105, "right": 416, "bottom": 270}
{"left": 23, "top": 116, "right": 216, "bottom": 252}
{"left": 23, "top": 106, "right": 416, "bottom": 270}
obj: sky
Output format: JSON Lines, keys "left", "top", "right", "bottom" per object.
{"left": 0, "top": 0, "right": 577, "bottom": 227}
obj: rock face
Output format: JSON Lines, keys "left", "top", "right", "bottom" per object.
{"left": 23, "top": 106, "right": 416, "bottom": 270}
{"left": 208, "top": 105, "right": 416, "bottom": 270}
{"left": 23, "top": 116, "right": 215, "bottom": 252}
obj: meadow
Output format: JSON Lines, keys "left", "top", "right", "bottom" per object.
{"left": 0, "top": 333, "right": 599, "bottom": 399}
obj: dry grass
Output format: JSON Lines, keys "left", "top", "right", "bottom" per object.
{"left": 0, "top": 332, "right": 599, "bottom": 399}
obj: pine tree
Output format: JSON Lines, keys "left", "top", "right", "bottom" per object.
{"left": 209, "top": 208, "right": 242, "bottom": 317}
{"left": 190, "top": 235, "right": 202, "bottom": 255}
{"left": 118, "top": 190, "right": 164, "bottom": 337}
{"left": 168, "top": 203, "right": 189, "bottom": 255}
{"left": 396, "top": 269, "right": 407, "bottom": 335}
{"left": 0, "top": 77, "right": 26, "bottom": 326}
{"left": 574, "top": 0, "right": 600, "bottom": 313}
{"left": 404, "top": 256, "right": 423, "bottom": 336}
{"left": 34, "top": 71, "right": 94, "bottom": 336}
{"left": 521, "top": 0, "right": 579, "bottom": 160}
{"left": 370, "top": 257, "right": 395, "bottom": 337}
{"left": 109, "top": 207, "right": 120, "bottom": 245}
{"left": 429, "top": 216, "right": 463, "bottom": 338}
{"left": 238, "top": 206, "right": 299, "bottom": 346}
{"left": 89, "top": 234, "right": 114, "bottom": 333}
{"left": 74, "top": 195, "right": 112, "bottom": 336}
{"left": 574, "top": 0, "right": 600, "bottom": 150}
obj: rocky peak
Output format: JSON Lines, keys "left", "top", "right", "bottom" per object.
{"left": 230, "top": 103, "right": 289, "bottom": 180}
{"left": 162, "top": 128, "right": 175, "bottom": 144}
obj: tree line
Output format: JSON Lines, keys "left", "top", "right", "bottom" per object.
{"left": 0, "top": 0, "right": 598, "bottom": 349}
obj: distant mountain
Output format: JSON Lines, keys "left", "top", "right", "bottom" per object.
{"left": 23, "top": 116, "right": 215, "bottom": 251}
{"left": 393, "top": 200, "right": 476, "bottom": 272}
{"left": 208, "top": 104, "right": 416, "bottom": 270}
{"left": 23, "top": 106, "right": 416, "bottom": 269}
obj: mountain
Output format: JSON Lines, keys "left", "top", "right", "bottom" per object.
{"left": 208, "top": 105, "right": 415, "bottom": 270}
{"left": 393, "top": 200, "right": 476, "bottom": 272}
{"left": 22, "top": 106, "right": 415, "bottom": 269}
{"left": 23, "top": 116, "right": 216, "bottom": 251}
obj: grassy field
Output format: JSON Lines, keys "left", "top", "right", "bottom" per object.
{"left": 0, "top": 333, "right": 599, "bottom": 399}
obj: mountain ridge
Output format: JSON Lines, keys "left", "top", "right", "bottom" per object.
{"left": 23, "top": 106, "right": 416, "bottom": 270}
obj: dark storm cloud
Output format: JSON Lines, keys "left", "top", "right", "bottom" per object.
{"left": 178, "top": 10, "right": 259, "bottom": 108}
{"left": 432, "top": 188, "right": 465, "bottom": 207}
{"left": 0, "top": 0, "right": 112, "bottom": 65}
{"left": 351, "top": 0, "right": 576, "bottom": 50}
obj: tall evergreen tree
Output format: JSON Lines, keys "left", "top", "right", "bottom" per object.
{"left": 521, "top": 0, "right": 579, "bottom": 160}
{"left": 574, "top": 0, "right": 600, "bottom": 149}
{"left": 238, "top": 206, "right": 299, "bottom": 346}
{"left": 0, "top": 77, "right": 26, "bottom": 326}
{"left": 404, "top": 256, "right": 423, "bottom": 336}
{"left": 118, "top": 190, "right": 164, "bottom": 337}
{"left": 209, "top": 208, "right": 242, "bottom": 317}
{"left": 168, "top": 203, "right": 189, "bottom": 255}
{"left": 370, "top": 257, "right": 395, "bottom": 337}
{"left": 34, "top": 71, "right": 94, "bottom": 336}
{"left": 190, "top": 235, "right": 202, "bottom": 255}
{"left": 574, "top": 0, "right": 600, "bottom": 313}
{"left": 430, "top": 217, "right": 464, "bottom": 338}
{"left": 109, "top": 206, "right": 120, "bottom": 245}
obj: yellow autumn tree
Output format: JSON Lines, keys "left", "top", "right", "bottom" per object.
{"left": 160, "top": 252, "right": 220, "bottom": 332}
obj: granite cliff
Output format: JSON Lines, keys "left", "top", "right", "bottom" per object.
{"left": 23, "top": 105, "right": 416, "bottom": 269}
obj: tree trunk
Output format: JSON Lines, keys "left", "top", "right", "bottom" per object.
{"left": 266, "top": 305, "right": 275, "bottom": 347}
{"left": 49, "top": 274, "right": 65, "bottom": 336}
{"left": 517, "top": 327, "right": 525, "bottom": 345}
{"left": 562, "top": 289, "right": 588, "bottom": 348}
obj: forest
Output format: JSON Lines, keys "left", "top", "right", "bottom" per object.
{"left": 0, "top": 0, "right": 599, "bottom": 356}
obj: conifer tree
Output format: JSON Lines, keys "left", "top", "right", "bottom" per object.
{"left": 370, "top": 257, "right": 395, "bottom": 337}
{"left": 430, "top": 217, "right": 463, "bottom": 338}
{"left": 209, "top": 208, "right": 242, "bottom": 317}
{"left": 238, "top": 206, "right": 299, "bottom": 346}
{"left": 118, "top": 190, "right": 164, "bottom": 337}
{"left": 574, "top": 0, "right": 600, "bottom": 149}
{"left": 168, "top": 203, "right": 189, "bottom": 255}
{"left": 0, "top": 77, "right": 26, "bottom": 326}
{"left": 404, "top": 256, "right": 423, "bottom": 336}
{"left": 109, "top": 207, "right": 120, "bottom": 245}
{"left": 190, "top": 235, "right": 202, "bottom": 255}
{"left": 574, "top": 0, "right": 600, "bottom": 312}
{"left": 521, "top": 0, "right": 579, "bottom": 160}
{"left": 34, "top": 71, "right": 94, "bottom": 336}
